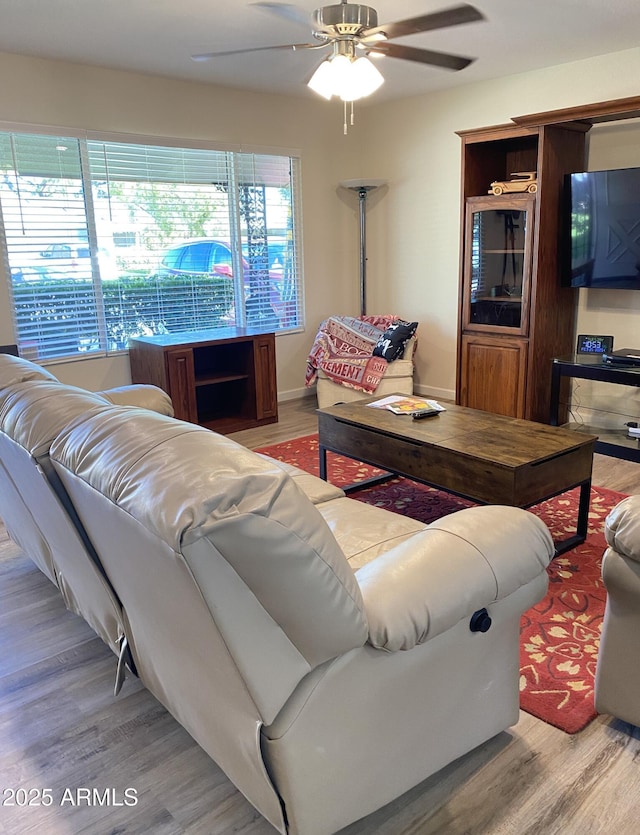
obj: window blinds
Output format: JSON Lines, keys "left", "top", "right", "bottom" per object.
{"left": 0, "top": 131, "right": 303, "bottom": 361}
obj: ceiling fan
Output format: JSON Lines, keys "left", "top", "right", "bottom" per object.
{"left": 192, "top": 2, "right": 485, "bottom": 79}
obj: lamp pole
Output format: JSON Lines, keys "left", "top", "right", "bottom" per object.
{"left": 340, "top": 179, "right": 386, "bottom": 316}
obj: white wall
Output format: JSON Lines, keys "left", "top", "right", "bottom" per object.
{"left": 1, "top": 46, "right": 640, "bottom": 413}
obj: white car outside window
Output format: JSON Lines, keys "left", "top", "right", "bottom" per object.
{"left": 38, "top": 243, "right": 118, "bottom": 280}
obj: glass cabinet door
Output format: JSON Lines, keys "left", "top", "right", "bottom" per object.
{"left": 462, "top": 194, "right": 535, "bottom": 335}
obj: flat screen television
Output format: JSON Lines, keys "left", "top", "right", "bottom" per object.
{"left": 564, "top": 166, "right": 640, "bottom": 289}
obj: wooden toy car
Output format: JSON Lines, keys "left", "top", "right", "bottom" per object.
{"left": 489, "top": 171, "right": 538, "bottom": 195}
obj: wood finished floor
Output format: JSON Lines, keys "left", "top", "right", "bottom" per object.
{"left": 1, "top": 396, "right": 640, "bottom": 835}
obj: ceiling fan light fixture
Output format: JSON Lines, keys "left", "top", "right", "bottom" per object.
{"left": 198, "top": 3, "right": 482, "bottom": 132}
{"left": 307, "top": 58, "right": 337, "bottom": 99}
{"left": 341, "top": 55, "right": 384, "bottom": 100}
{"left": 308, "top": 52, "right": 384, "bottom": 102}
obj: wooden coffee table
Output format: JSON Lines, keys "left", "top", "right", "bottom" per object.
{"left": 317, "top": 398, "right": 597, "bottom": 556}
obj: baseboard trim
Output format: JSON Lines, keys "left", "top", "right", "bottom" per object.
{"left": 278, "top": 386, "right": 316, "bottom": 403}
{"left": 277, "top": 384, "right": 455, "bottom": 404}
{"left": 413, "top": 384, "right": 455, "bottom": 402}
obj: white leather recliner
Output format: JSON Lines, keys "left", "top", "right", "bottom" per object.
{"left": 595, "top": 494, "right": 640, "bottom": 727}
{"left": 42, "top": 399, "right": 554, "bottom": 835}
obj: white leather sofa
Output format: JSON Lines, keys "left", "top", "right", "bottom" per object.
{"left": 0, "top": 352, "right": 173, "bottom": 670}
{"left": 595, "top": 495, "right": 640, "bottom": 727}
{"left": 0, "top": 352, "right": 556, "bottom": 835}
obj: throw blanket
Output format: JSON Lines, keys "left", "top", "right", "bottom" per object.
{"left": 305, "top": 315, "right": 395, "bottom": 394}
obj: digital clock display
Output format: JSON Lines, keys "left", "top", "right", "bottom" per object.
{"left": 576, "top": 334, "right": 614, "bottom": 354}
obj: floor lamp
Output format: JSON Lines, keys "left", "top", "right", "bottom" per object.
{"left": 340, "top": 178, "right": 386, "bottom": 316}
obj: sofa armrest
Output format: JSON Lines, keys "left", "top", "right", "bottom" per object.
{"left": 257, "top": 454, "right": 345, "bottom": 504}
{"left": 605, "top": 495, "right": 640, "bottom": 562}
{"left": 355, "top": 505, "right": 554, "bottom": 651}
{"left": 98, "top": 384, "right": 174, "bottom": 416}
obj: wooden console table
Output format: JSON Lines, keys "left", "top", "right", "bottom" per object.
{"left": 550, "top": 354, "right": 640, "bottom": 462}
{"left": 129, "top": 328, "right": 278, "bottom": 434}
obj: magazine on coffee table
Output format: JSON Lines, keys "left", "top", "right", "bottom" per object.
{"left": 367, "top": 395, "right": 446, "bottom": 415}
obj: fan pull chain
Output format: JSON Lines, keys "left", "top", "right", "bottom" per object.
{"left": 343, "top": 101, "right": 356, "bottom": 135}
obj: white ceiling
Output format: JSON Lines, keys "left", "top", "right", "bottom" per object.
{"left": 0, "top": 0, "right": 639, "bottom": 104}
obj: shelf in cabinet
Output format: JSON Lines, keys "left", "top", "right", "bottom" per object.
{"left": 484, "top": 249, "right": 525, "bottom": 254}
{"left": 195, "top": 372, "right": 250, "bottom": 387}
{"left": 474, "top": 295, "right": 522, "bottom": 302}
{"left": 563, "top": 422, "right": 640, "bottom": 462}
{"left": 200, "top": 414, "right": 256, "bottom": 434}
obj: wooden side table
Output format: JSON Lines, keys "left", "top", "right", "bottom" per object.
{"left": 129, "top": 328, "right": 278, "bottom": 434}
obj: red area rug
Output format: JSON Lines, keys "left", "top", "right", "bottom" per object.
{"left": 257, "top": 433, "right": 624, "bottom": 734}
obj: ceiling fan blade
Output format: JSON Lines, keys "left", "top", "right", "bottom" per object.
{"left": 368, "top": 42, "right": 474, "bottom": 71}
{"left": 250, "top": 2, "right": 311, "bottom": 27}
{"left": 363, "top": 4, "right": 484, "bottom": 42}
{"left": 191, "top": 42, "right": 322, "bottom": 62}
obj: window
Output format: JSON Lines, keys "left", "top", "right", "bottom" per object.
{"left": 0, "top": 131, "right": 303, "bottom": 361}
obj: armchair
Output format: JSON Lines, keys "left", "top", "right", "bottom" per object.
{"left": 595, "top": 495, "right": 640, "bottom": 726}
{"left": 307, "top": 315, "right": 416, "bottom": 408}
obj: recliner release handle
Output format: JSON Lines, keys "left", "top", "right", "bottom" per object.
{"left": 470, "top": 608, "right": 492, "bottom": 633}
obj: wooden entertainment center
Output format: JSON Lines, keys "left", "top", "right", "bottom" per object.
{"left": 456, "top": 95, "right": 640, "bottom": 424}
